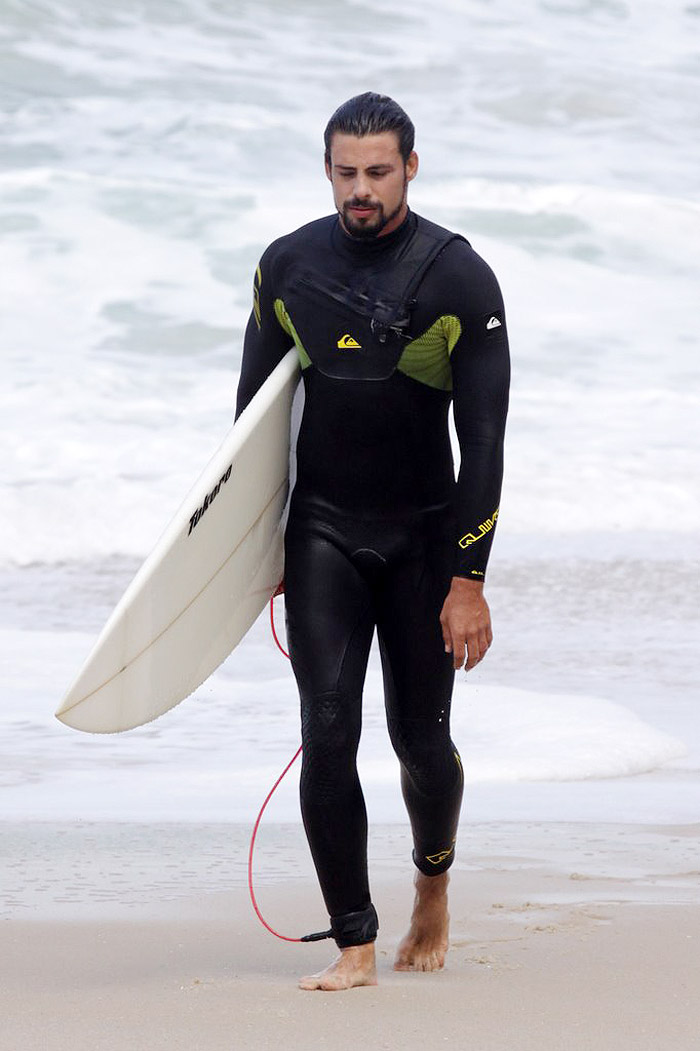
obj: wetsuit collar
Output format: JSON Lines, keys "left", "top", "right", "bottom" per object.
{"left": 331, "top": 209, "right": 417, "bottom": 258}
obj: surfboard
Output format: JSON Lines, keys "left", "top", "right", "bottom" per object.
{"left": 56, "top": 349, "right": 300, "bottom": 734}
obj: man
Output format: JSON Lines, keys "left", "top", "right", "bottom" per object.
{"left": 236, "top": 92, "right": 510, "bottom": 991}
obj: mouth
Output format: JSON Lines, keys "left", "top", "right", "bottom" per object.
{"left": 347, "top": 202, "right": 378, "bottom": 218}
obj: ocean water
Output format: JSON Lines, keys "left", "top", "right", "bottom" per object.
{"left": 2, "top": 0, "right": 699, "bottom": 827}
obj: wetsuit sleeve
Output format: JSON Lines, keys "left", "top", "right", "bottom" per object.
{"left": 450, "top": 256, "right": 510, "bottom": 580}
{"left": 235, "top": 248, "right": 294, "bottom": 420}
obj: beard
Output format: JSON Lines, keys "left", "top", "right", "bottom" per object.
{"left": 340, "top": 179, "right": 407, "bottom": 240}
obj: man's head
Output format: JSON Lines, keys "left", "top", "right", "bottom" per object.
{"left": 324, "top": 92, "right": 418, "bottom": 240}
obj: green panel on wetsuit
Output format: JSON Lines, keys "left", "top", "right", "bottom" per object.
{"left": 396, "top": 314, "right": 462, "bottom": 391}
{"left": 274, "top": 298, "right": 311, "bottom": 369}
{"left": 275, "top": 299, "right": 462, "bottom": 390}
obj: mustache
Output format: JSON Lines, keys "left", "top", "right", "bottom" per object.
{"left": 345, "top": 199, "right": 379, "bottom": 210}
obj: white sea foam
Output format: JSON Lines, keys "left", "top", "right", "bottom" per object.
{"left": 0, "top": 626, "right": 688, "bottom": 823}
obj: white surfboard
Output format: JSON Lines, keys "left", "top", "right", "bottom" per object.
{"left": 56, "top": 349, "right": 300, "bottom": 734}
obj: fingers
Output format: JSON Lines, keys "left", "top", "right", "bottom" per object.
{"left": 464, "top": 628, "right": 490, "bottom": 671}
{"left": 443, "top": 624, "right": 488, "bottom": 671}
{"left": 460, "top": 621, "right": 494, "bottom": 671}
{"left": 441, "top": 620, "right": 466, "bottom": 669}
{"left": 452, "top": 635, "right": 466, "bottom": 671}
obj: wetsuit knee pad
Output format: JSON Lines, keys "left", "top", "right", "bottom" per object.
{"left": 330, "top": 904, "right": 379, "bottom": 948}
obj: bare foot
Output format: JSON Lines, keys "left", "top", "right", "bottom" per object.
{"left": 394, "top": 871, "right": 450, "bottom": 972}
{"left": 299, "top": 943, "right": 378, "bottom": 991}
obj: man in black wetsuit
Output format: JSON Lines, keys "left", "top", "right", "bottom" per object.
{"left": 236, "top": 93, "right": 510, "bottom": 990}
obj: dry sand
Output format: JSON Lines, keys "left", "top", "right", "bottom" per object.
{"left": 2, "top": 821, "right": 698, "bottom": 1051}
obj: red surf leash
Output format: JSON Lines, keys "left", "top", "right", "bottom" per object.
{"left": 246, "top": 594, "right": 332, "bottom": 944}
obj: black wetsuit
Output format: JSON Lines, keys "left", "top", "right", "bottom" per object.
{"left": 236, "top": 210, "right": 510, "bottom": 948}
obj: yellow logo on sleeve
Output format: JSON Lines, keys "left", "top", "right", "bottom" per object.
{"left": 337, "top": 333, "right": 361, "bottom": 349}
{"left": 458, "top": 508, "right": 499, "bottom": 549}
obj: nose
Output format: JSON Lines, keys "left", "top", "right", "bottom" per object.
{"left": 353, "top": 172, "right": 371, "bottom": 199}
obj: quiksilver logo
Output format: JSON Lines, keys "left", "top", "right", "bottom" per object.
{"left": 426, "top": 847, "right": 454, "bottom": 865}
{"left": 459, "top": 508, "right": 499, "bottom": 549}
{"left": 486, "top": 316, "right": 502, "bottom": 330}
{"left": 337, "top": 333, "right": 361, "bottom": 349}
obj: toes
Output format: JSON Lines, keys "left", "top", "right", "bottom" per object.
{"left": 393, "top": 947, "right": 447, "bottom": 973}
{"left": 298, "top": 974, "right": 322, "bottom": 991}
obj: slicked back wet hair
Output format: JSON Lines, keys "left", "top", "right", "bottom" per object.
{"left": 324, "top": 92, "right": 415, "bottom": 164}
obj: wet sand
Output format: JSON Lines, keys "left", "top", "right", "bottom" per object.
{"left": 2, "top": 821, "right": 699, "bottom": 1051}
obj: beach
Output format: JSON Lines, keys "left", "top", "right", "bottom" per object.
{"left": 3, "top": 821, "right": 699, "bottom": 1051}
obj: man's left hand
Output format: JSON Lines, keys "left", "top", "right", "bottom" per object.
{"left": 439, "top": 577, "right": 493, "bottom": 671}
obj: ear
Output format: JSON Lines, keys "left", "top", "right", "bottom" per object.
{"left": 324, "top": 155, "right": 332, "bottom": 182}
{"left": 405, "top": 150, "right": 419, "bottom": 183}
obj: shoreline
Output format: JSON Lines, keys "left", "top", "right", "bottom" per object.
{"left": 4, "top": 819, "right": 699, "bottom": 919}
{"left": 3, "top": 821, "right": 699, "bottom": 1050}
